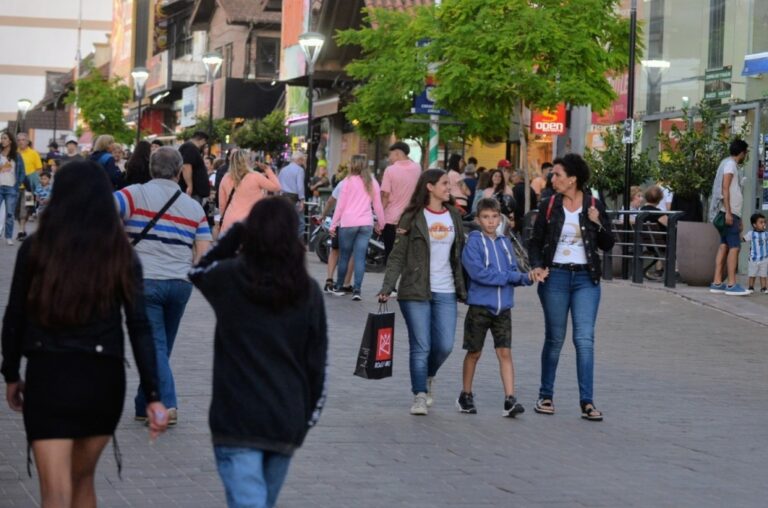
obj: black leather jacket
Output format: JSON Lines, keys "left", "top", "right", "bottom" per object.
{"left": 528, "top": 192, "right": 614, "bottom": 283}
{"left": 1, "top": 238, "right": 160, "bottom": 403}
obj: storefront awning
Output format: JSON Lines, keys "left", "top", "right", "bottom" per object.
{"left": 742, "top": 52, "right": 768, "bottom": 76}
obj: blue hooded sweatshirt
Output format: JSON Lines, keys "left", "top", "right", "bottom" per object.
{"left": 462, "top": 230, "right": 532, "bottom": 315}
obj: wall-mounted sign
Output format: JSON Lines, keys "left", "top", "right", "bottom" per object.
{"left": 704, "top": 66, "right": 732, "bottom": 100}
{"left": 531, "top": 104, "right": 566, "bottom": 135}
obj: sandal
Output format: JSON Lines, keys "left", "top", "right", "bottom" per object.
{"left": 580, "top": 403, "right": 603, "bottom": 421}
{"left": 534, "top": 398, "right": 554, "bottom": 415}
{"left": 323, "top": 279, "right": 334, "bottom": 293}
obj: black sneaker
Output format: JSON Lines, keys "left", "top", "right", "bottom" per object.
{"left": 503, "top": 396, "right": 525, "bottom": 417}
{"left": 323, "top": 279, "right": 334, "bottom": 293}
{"left": 455, "top": 391, "right": 477, "bottom": 414}
{"left": 352, "top": 291, "right": 362, "bottom": 301}
{"left": 341, "top": 286, "right": 353, "bottom": 294}
{"left": 16, "top": 232, "right": 26, "bottom": 241}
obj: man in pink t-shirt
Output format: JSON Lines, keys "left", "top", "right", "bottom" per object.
{"left": 381, "top": 141, "right": 421, "bottom": 262}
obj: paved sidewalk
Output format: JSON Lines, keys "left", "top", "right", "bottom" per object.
{"left": 1, "top": 242, "right": 767, "bottom": 507}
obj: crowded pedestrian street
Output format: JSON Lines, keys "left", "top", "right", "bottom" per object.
{"left": 1, "top": 240, "right": 765, "bottom": 507}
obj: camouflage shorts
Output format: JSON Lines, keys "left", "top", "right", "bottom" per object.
{"left": 463, "top": 305, "right": 512, "bottom": 351}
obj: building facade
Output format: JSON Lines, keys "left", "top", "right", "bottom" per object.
{"left": 0, "top": 0, "right": 111, "bottom": 129}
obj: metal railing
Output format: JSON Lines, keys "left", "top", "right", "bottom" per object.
{"left": 601, "top": 210, "right": 683, "bottom": 288}
{"left": 521, "top": 209, "right": 683, "bottom": 288}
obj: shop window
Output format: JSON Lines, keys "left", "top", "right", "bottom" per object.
{"left": 256, "top": 37, "right": 280, "bottom": 77}
{"left": 265, "top": 0, "right": 282, "bottom": 12}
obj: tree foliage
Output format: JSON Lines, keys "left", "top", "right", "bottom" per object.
{"left": 177, "top": 116, "right": 233, "bottom": 145}
{"left": 585, "top": 124, "right": 655, "bottom": 202}
{"left": 656, "top": 101, "right": 746, "bottom": 199}
{"left": 232, "top": 110, "right": 289, "bottom": 156}
{"left": 65, "top": 65, "right": 134, "bottom": 143}
{"left": 337, "top": 1, "right": 635, "bottom": 141}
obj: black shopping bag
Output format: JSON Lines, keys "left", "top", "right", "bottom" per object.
{"left": 353, "top": 304, "right": 395, "bottom": 379}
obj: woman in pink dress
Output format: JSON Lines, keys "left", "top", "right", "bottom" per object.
{"left": 218, "top": 150, "right": 281, "bottom": 234}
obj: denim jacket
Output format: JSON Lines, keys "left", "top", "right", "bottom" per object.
{"left": 1, "top": 154, "right": 26, "bottom": 192}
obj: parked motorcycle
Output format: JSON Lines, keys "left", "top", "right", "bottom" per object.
{"left": 309, "top": 215, "right": 386, "bottom": 273}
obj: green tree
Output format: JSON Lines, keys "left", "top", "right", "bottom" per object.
{"left": 656, "top": 101, "right": 746, "bottom": 199}
{"left": 177, "top": 116, "right": 233, "bottom": 145}
{"left": 232, "top": 110, "right": 290, "bottom": 157}
{"left": 65, "top": 65, "right": 133, "bottom": 143}
{"left": 337, "top": 1, "right": 634, "bottom": 141}
{"left": 585, "top": 124, "right": 655, "bottom": 206}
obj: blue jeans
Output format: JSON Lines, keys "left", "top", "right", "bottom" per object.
{"left": 336, "top": 226, "right": 373, "bottom": 292}
{"left": 399, "top": 292, "right": 457, "bottom": 394}
{"left": 0, "top": 186, "right": 18, "bottom": 239}
{"left": 134, "top": 279, "right": 193, "bottom": 416}
{"left": 537, "top": 269, "right": 601, "bottom": 405}
{"left": 214, "top": 446, "right": 291, "bottom": 508}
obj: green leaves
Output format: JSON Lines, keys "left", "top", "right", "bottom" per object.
{"left": 65, "top": 64, "right": 134, "bottom": 144}
{"left": 231, "top": 110, "right": 289, "bottom": 155}
{"left": 337, "top": 1, "right": 635, "bottom": 141}
{"left": 585, "top": 124, "right": 655, "bottom": 201}
{"left": 656, "top": 101, "right": 745, "bottom": 199}
{"left": 177, "top": 116, "right": 233, "bottom": 145}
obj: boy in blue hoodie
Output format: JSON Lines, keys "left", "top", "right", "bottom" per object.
{"left": 458, "top": 198, "right": 546, "bottom": 416}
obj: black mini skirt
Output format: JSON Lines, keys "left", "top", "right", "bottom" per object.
{"left": 23, "top": 352, "right": 125, "bottom": 442}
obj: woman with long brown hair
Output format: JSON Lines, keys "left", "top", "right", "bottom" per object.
{"left": 329, "top": 154, "right": 385, "bottom": 300}
{"left": 218, "top": 149, "right": 281, "bottom": 235}
{"left": 1, "top": 160, "right": 167, "bottom": 507}
{"left": 0, "top": 131, "right": 26, "bottom": 244}
{"left": 190, "top": 197, "right": 327, "bottom": 507}
{"left": 378, "top": 169, "right": 467, "bottom": 415}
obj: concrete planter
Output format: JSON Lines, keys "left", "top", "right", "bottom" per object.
{"left": 676, "top": 221, "right": 720, "bottom": 286}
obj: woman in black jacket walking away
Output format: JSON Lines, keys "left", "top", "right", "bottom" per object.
{"left": 125, "top": 140, "right": 152, "bottom": 185}
{"left": 528, "top": 154, "right": 614, "bottom": 421}
{"left": 1, "top": 160, "right": 168, "bottom": 507}
{"left": 189, "top": 197, "right": 328, "bottom": 508}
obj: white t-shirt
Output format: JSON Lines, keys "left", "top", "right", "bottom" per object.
{"left": 331, "top": 178, "right": 346, "bottom": 200}
{"left": 0, "top": 155, "right": 15, "bottom": 187}
{"left": 719, "top": 158, "right": 744, "bottom": 216}
{"left": 553, "top": 207, "right": 588, "bottom": 264}
{"left": 658, "top": 185, "right": 673, "bottom": 211}
{"left": 424, "top": 208, "right": 456, "bottom": 293}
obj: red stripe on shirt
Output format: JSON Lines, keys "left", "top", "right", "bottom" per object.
{"left": 133, "top": 208, "right": 199, "bottom": 228}
{"left": 120, "top": 189, "right": 135, "bottom": 215}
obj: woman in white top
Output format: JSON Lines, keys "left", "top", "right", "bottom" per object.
{"left": 527, "top": 154, "right": 614, "bottom": 422}
{"left": 0, "top": 131, "right": 26, "bottom": 245}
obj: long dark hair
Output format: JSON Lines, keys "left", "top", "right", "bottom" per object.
{"left": 403, "top": 169, "right": 448, "bottom": 217}
{"left": 489, "top": 169, "right": 506, "bottom": 194}
{"left": 1, "top": 131, "right": 18, "bottom": 160}
{"left": 447, "top": 153, "right": 462, "bottom": 173}
{"left": 27, "top": 161, "right": 135, "bottom": 326}
{"left": 242, "top": 197, "right": 310, "bottom": 309}
{"left": 125, "top": 140, "right": 152, "bottom": 185}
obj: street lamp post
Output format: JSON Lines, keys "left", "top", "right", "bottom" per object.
{"left": 17, "top": 99, "right": 32, "bottom": 135}
{"left": 131, "top": 67, "right": 149, "bottom": 146}
{"left": 50, "top": 80, "right": 65, "bottom": 145}
{"left": 202, "top": 52, "right": 223, "bottom": 141}
{"left": 621, "top": 0, "right": 638, "bottom": 279}
{"left": 298, "top": 31, "right": 326, "bottom": 190}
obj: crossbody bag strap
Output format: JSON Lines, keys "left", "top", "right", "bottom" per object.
{"left": 131, "top": 189, "right": 182, "bottom": 246}
{"left": 219, "top": 185, "right": 237, "bottom": 226}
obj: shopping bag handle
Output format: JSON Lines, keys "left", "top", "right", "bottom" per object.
{"left": 378, "top": 302, "right": 389, "bottom": 314}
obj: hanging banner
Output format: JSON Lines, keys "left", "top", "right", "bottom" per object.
{"left": 153, "top": 0, "right": 168, "bottom": 55}
{"left": 531, "top": 104, "right": 566, "bottom": 135}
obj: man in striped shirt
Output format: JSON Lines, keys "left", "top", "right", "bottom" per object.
{"left": 115, "top": 147, "right": 212, "bottom": 425}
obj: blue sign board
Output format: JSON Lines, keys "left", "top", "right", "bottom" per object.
{"left": 411, "top": 86, "right": 451, "bottom": 116}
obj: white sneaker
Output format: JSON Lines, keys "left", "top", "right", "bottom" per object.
{"left": 410, "top": 393, "right": 428, "bottom": 415}
{"left": 426, "top": 377, "right": 434, "bottom": 407}
{"left": 5, "top": 239, "right": 13, "bottom": 246}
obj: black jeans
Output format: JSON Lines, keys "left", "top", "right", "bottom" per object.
{"left": 382, "top": 223, "right": 397, "bottom": 264}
